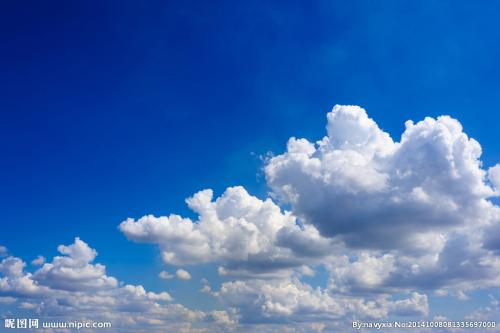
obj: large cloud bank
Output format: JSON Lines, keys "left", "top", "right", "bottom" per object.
{"left": 266, "top": 105, "right": 498, "bottom": 249}
{"left": 3, "top": 105, "right": 500, "bottom": 332}
{"left": 265, "top": 105, "right": 500, "bottom": 294}
{"left": 117, "top": 106, "right": 500, "bottom": 331}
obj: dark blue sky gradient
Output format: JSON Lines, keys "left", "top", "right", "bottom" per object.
{"left": 1, "top": 0, "right": 500, "bottom": 300}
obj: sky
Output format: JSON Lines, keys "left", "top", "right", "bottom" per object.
{"left": 1, "top": 1, "right": 500, "bottom": 332}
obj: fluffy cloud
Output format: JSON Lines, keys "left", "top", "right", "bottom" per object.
{"left": 33, "top": 238, "right": 118, "bottom": 292}
{"left": 119, "top": 106, "right": 500, "bottom": 293}
{"left": 31, "top": 255, "right": 46, "bottom": 266}
{"left": 323, "top": 232, "right": 500, "bottom": 296}
{"left": 265, "top": 105, "right": 500, "bottom": 293}
{"left": 214, "top": 278, "right": 343, "bottom": 324}
{"left": 0, "top": 238, "right": 234, "bottom": 332}
{"left": 7, "top": 105, "right": 498, "bottom": 331}
{"left": 212, "top": 277, "right": 428, "bottom": 327}
{"left": 265, "top": 105, "right": 497, "bottom": 251}
{"left": 115, "top": 105, "right": 500, "bottom": 330}
{"left": 176, "top": 269, "right": 192, "bottom": 280}
{"left": 120, "top": 186, "right": 333, "bottom": 278}
{"left": 0, "top": 256, "right": 42, "bottom": 298}
{"left": 159, "top": 270, "right": 174, "bottom": 280}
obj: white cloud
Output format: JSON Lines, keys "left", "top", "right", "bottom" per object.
{"left": 489, "top": 164, "right": 500, "bottom": 192}
{"left": 159, "top": 270, "right": 174, "bottom": 280}
{"left": 31, "top": 255, "right": 45, "bottom": 266}
{"left": 265, "top": 105, "right": 496, "bottom": 251}
{"left": 215, "top": 278, "right": 343, "bottom": 323}
{"left": 33, "top": 237, "right": 118, "bottom": 292}
{"left": 176, "top": 269, "right": 191, "bottom": 280}
{"left": 390, "top": 292, "right": 429, "bottom": 316}
{"left": 115, "top": 105, "right": 500, "bottom": 330}
{"left": 19, "top": 301, "right": 37, "bottom": 309}
{"left": 326, "top": 252, "right": 396, "bottom": 293}
{"left": 265, "top": 105, "right": 500, "bottom": 293}
{"left": 0, "top": 256, "right": 41, "bottom": 297}
{"left": 213, "top": 277, "right": 428, "bottom": 326}
{"left": 5, "top": 105, "right": 496, "bottom": 331}
{"left": 120, "top": 186, "right": 333, "bottom": 278}
{"left": 0, "top": 238, "right": 235, "bottom": 332}
{"left": 0, "top": 245, "right": 7, "bottom": 257}
{"left": 118, "top": 106, "right": 500, "bottom": 296}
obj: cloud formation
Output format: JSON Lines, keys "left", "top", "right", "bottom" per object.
{"left": 213, "top": 277, "right": 428, "bottom": 325}
{"left": 4, "top": 105, "right": 500, "bottom": 332}
{"left": 116, "top": 105, "right": 500, "bottom": 331}
{"left": 265, "top": 105, "right": 500, "bottom": 293}
{"left": 176, "top": 269, "right": 192, "bottom": 280}
{"left": 266, "top": 105, "right": 497, "bottom": 249}
{"left": 120, "top": 186, "right": 333, "bottom": 279}
{"left": 31, "top": 255, "right": 46, "bottom": 266}
{"left": 0, "top": 238, "right": 233, "bottom": 332}
{"left": 159, "top": 270, "right": 174, "bottom": 280}
{"left": 33, "top": 237, "right": 118, "bottom": 292}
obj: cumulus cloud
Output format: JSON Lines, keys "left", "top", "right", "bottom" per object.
{"left": 33, "top": 237, "right": 118, "bottom": 292}
{"left": 214, "top": 278, "right": 344, "bottom": 324}
{"left": 0, "top": 256, "right": 41, "bottom": 298}
{"left": 266, "top": 105, "right": 497, "bottom": 251}
{"left": 264, "top": 105, "right": 500, "bottom": 293}
{"left": 114, "top": 105, "right": 500, "bottom": 330}
{"left": 31, "top": 255, "right": 46, "bottom": 266}
{"left": 0, "top": 238, "right": 234, "bottom": 332}
{"left": 390, "top": 292, "right": 429, "bottom": 317}
{"left": 176, "top": 269, "right": 191, "bottom": 280}
{"left": 120, "top": 186, "right": 333, "bottom": 278}
{"left": 7, "top": 105, "right": 496, "bottom": 331}
{"left": 213, "top": 277, "right": 428, "bottom": 326}
{"left": 159, "top": 270, "right": 174, "bottom": 280}
{"left": 118, "top": 106, "right": 500, "bottom": 295}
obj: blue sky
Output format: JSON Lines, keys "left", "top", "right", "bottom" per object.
{"left": 2, "top": 1, "right": 500, "bottom": 332}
